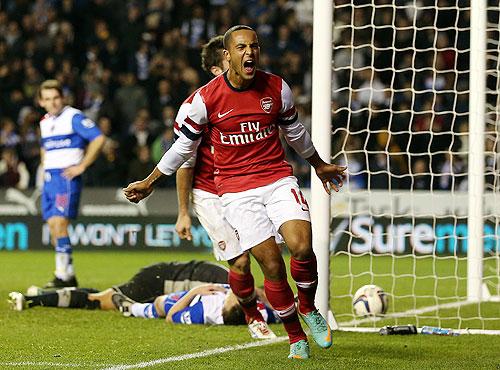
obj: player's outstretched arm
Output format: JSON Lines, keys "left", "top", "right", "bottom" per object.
{"left": 123, "top": 166, "right": 164, "bottom": 203}
{"left": 306, "top": 151, "right": 347, "bottom": 195}
{"left": 165, "top": 284, "right": 226, "bottom": 323}
{"left": 175, "top": 167, "right": 195, "bottom": 241}
{"left": 124, "top": 128, "right": 202, "bottom": 203}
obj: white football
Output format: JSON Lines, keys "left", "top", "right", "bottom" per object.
{"left": 352, "top": 284, "right": 388, "bottom": 316}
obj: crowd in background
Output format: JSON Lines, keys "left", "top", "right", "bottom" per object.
{"left": 331, "top": 0, "right": 499, "bottom": 192}
{"left": 0, "top": 0, "right": 498, "bottom": 191}
{"left": 0, "top": 0, "right": 314, "bottom": 189}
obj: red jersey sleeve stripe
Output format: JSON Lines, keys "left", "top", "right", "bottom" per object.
{"left": 184, "top": 116, "right": 204, "bottom": 133}
{"left": 281, "top": 106, "right": 297, "bottom": 118}
{"left": 173, "top": 122, "right": 181, "bottom": 137}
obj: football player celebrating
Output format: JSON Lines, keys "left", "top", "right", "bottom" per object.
{"left": 174, "top": 35, "right": 279, "bottom": 340}
{"left": 124, "top": 25, "right": 346, "bottom": 359}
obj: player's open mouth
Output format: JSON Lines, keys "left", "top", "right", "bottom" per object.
{"left": 243, "top": 60, "right": 255, "bottom": 74}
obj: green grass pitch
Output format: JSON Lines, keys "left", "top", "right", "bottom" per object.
{"left": 331, "top": 254, "right": 500, "bottom": 329}
{"left": 0, "top": 250, "right": 499, "bottom": 369}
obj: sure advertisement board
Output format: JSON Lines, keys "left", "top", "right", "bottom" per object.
{"left": 1, "top": 215, "right": 498, "bottom": 256}
{"left": 330, "top": 216, "right": 499, "bottom": 256}
{"left": 0, "top": 188, "right": 498, "bottom": 255}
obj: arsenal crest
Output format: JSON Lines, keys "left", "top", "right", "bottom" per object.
{"left": 260, "top": 97, "right": 273, "bottom": 113}
{"left": 218, "top": 241, "right": 227, "bottom": 250}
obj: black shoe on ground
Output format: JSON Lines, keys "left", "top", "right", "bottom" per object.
{"left": 111, "top": 292, "right": 135, "bottom": 317}
{"left": 44, "top": 276, "right": 78, "bottom": 289}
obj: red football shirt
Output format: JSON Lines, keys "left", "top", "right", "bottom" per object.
{"left": 182, "top": 70, "right": 298, "bottom": 195}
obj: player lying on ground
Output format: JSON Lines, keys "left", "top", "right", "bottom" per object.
{"left": 117, "top": 283, "right": 279, "bottom": 326}
{"left": 8, "top": 260, "right": 229, "bottom": 311}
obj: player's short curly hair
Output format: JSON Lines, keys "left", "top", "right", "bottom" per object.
{"left": 222, "top": 302, "right": 246, "bottom": 325}
{"left": 223, "top": 25, "right": 255, "bottom": 49}
{"left": 201, "top": 36, "right": 224, "bottom": 74}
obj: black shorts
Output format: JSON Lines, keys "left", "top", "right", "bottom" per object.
{"left": 114, "top": 260, "right": 228, "bottom": 302}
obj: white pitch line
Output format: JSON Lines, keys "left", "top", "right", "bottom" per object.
{"left": 339, "top": 299, "right": 481, "bottom": 327}
{"left": 104, "top": 336, "right": 288, "bottom": 370}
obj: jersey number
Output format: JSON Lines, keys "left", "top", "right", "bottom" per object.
{"left": 291, "top": 189, "right": 309, "bottom": 211}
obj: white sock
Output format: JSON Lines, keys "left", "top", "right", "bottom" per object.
{"left": 55, "top": 253, "right": 74, "bottom": 280}
{"left": 55, "top": 237, "right": 74, "bottom": 280}
{"left": 130, "top": 303, "right": 158, "bottom": 318}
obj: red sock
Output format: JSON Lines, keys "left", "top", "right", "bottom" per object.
{"left": 228, "top": 270, "right": 264, "bottom": 323}
{"left": 264, "top": 279, "right": 307, "bottom": 344}
{"left": 290, "top": 255, "right": 318, "bottom": 314}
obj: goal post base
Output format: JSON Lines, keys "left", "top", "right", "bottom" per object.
{"left": 327, "top": 309, "right": 339, "bottom": 331}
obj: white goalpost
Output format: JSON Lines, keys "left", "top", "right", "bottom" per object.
{"left": 467, "top": 0, "right": 486, "bottom": 302}
{"left": 310, "top": 0, "right": 335, "bottom": 327}
{"left": 312, "top": 1, "right": 500, "bottom": 334}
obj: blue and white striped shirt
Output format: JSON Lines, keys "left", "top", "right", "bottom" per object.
{"left": 40, "top": 106, "right": 102, "bottom": 170}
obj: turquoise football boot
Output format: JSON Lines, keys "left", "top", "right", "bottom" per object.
{"left": 299, "top": 309, "right": 332, "bottom": 348}
{"left": 288, "top": 339, "right": 310, "bottom": 359}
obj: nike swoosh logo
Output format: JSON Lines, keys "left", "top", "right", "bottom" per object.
{"left": 217, "top": 109, "right": 234, "bottom": 118}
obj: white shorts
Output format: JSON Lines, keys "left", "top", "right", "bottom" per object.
{"left": 192, "top": 189, "right": 284, "bottom": 260}
{"left": 220, "top": 176, "right": 310, "bottom": 252}
{"left": 192, "top": 189, "right": 242, "bottom": 261}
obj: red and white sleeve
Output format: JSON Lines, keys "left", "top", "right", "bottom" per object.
{"left": 278, "top": 79, "right": 316, "bottom": 159}
{"left": 157, "top": 92, "right": 208, "bottom": 175}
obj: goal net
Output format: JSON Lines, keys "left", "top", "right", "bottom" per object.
{"left": 328, "top": 1, "right": 499, "bottom": 332}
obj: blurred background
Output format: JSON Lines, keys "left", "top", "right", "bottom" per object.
{"left": 0, "top": 0, "right": 498, "bottom": 193}
{"left": 0, "top": 0, "right": 316, "bottom": 189}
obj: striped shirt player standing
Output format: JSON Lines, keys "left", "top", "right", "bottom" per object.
{"left": 123, "top": 25, "right": 346, "bottom": 360}
{"left": 174, "top": 36, "right": 279, "bottom": 340}
{"left": 38, "top": 80, "right": 105, "bottom": 288}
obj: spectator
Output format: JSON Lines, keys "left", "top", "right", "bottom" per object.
{"left": 181, "top": 5, "right": 215, "bottom": 50}
{"left": 18, "top": 109, "right": 41, "bottom": 187}
{"left": 0, "top": 147, "right": 29, "bottom": 189}
{"left": 151, "top": 126, "right": 175, "bottom": 164}
{"left": 0, "top": 117, "right": 20, "bottom": 149}
{"left": 120, "top": 3, "right": 144, "bottom": 60}
{"left": 436, "top": 152, "right": 467, "bottom": 191}
{"left": 114, "top": 72, "right": 148, "bottom": 126}
{"left": 368, "top": 153, "right": 389, "bottom": 190}
{"left": 411, "top": 158, "right": 431, "bottom": 190}
{"left": 160, "top": 105, "right": 176, "bottom": 129}
{"left": 122, "top": 108, "right": 156, "bottom": 161}
{"left": 151, "top": 79, "right": 174, "bottom": 120}
{"left": 127, "top": 145, "right": 155, "bottom": 183}
{"left": 100, "top": 37, "right": 125, "bottom": 73}
{"left": 85, "top": 138, "right": 127, "bottom": 187}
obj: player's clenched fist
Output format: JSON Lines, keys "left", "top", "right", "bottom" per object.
{"left": 123, "top": 180, "right": 154, "bottom": 203}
